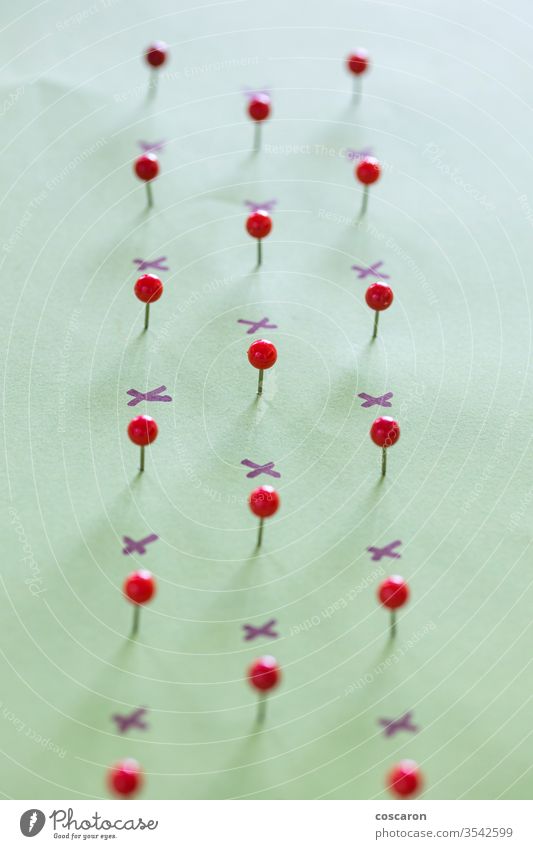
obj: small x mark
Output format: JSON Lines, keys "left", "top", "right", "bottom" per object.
{"left": 133, "top": 256, "right": 169, "bottom": 272}
{"left": 367, "top": 540, "right": 402, "bottom": 562}
{"left": 358, "top": 392, "right": 393, "bottom": 408}
{"left": 122, "top": 534, "right": 159, "bottom": 555}
{"left": 241, "top": 459, "right": 280, "bottom": 479}
{"left": 127, "top": 386, "right": 172, "bottom": 407}
{"left": 243, "top": 619, "right": 279, "bottom": 641}
{"left": 351, "top": 261, "right": 390, "bottom": 280}
{"left": 378, "top": 711, "right": 419, "bottom": 737}
{"left": 138, "top": 140, "right": 166, "bottom": 153}
{"left": 112, "top": 707, "right": 149, "bottom": 734}
{"left": 237, "top": 317, "right": 278, "bottom": 335}
{"left": 346, "top": 147, "right": 374, "bottom": 161}
{"left": 244, "top": 199, "right": 278, "bottom": 213}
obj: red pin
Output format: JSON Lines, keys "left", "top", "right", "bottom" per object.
{"left": 246, "top": 209, "right": 272, "bottom": 267}
{"left": 248, "top": 655, "right": 281, "bottom": 723}
{"left": 134, "top": 273, "right": 163, "bottom": 330}
{"left": 387, "top": 760, "right": 423, "bottom": 798}
{"left": 124, "top": 569, "right": 156, "bottom": 637}
{"left": 127, "top": 414, "right": 159, "bottom": 472}
{"left": 247, "top": 93, "right": 271, "bottom": 151}
{"left": 134, "top": 153, "right": 159, "bottom": 208}
{"left": 247, "top": 338, "right": 277, "bottom": 396}
{"left": 108, "top": 758, "right": 143, "bottom": 797}
{"left": 248, "top": 485, "right": 279, "bottom": 547}
{"left": 365, "top": 281, "right": 393, "bottom": 339}
{"left": 370, "top": 416, "right": 400, "bottom": 476}
{"left": 145, "top": 41, "right": 168, "bottom": 95}
{"left": 346, "top": 49, "right": 370, "bottom": 100}
{"left": 377, "top": 575, "right": 409, "bottom": 639}
{"left": 355, "top": 155, "right": 381, "bottom": 218}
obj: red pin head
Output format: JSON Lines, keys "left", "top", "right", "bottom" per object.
{"left": 247, "top": 339, "right": 277, "bottom": 370}
{"left": 127, "top": 415, "right": 158, "bottom": 473}
{"left": 378, "top": 575, "right": 408, "bottom": 640}
{"left": 365, "top": 281, "right": 393, "bottom": 312}
{"left": 108, "top": 759, "right": 143, "bottom": 797}
{"left": 370, "top": 416, "right": 400, "bottom": 449}
{"left": 134, "top": 154, "right": 159, "bottom": 208}
{"left": 248, "top": 656, "right": 281, "bottom": 692}
{"left": 248, "top": 94, "right": 271, "bottom": 122}
{"left": 248, "top": 339, "right": 278, "bottom": 395}
{"left": 247, "top": 94, "right": 271, "bottom": 152}
{"left": 134, "top": 274, "right": 163, "bottom": 330}
{"left": 365, "top": 281, "right": 394, "bottom": 338}
{"left": 356, "top": 156, "right": 381, "bottom": 185}
{"left": 124, "top": 569, "right": 156, "bottom": 605}
{"left": 346, "top": 49, "right": 369, "bottom": 76}
{"left": 124, "top": 570, "right": 156, "bottom": 637}
{"left": 355, "top": 156, "right": 381, "bottom": 218}
{"left": 246, "top": 210, "right": 272, "bottom": 266}
{"left": 145, "top": 41, "right": 168, "bottom": 68}
{"left": 387, "top": 760, "right": 422, "bottom": 798}
{"left": 378, "top": 575, "right": 409, "bottom": 610}
{"left": 247, "top": 339, "right": 277, "bottom": 395}
{"left": 128, "top": 415, "right": 158, "bottom": 446}
{"left": 134, "top": 153, "right": 159, "bottom": 182}
{"left": 246, "top": 210, "right": 272, "bottom": 240}
{"left": 370, "top": 416, "right": 400, "bottom": 477}
{"left": 248, "top": 655, "right": 280, "bottom": 724}
{"left": 249, "top": 485, "right": 280, "bottom": 548}
{"left": 134, "top": 274, "right": 163, "bottom": 304}
{"left": 249, "top": 485, "right": 280, "bottom": 518}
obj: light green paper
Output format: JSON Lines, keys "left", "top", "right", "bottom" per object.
{"left": 1, "top": 0, "right": 533, "bottom": 800}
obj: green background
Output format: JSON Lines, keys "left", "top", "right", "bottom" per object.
{"left": 1, "top": 0, "right": 533, "bottom": 800}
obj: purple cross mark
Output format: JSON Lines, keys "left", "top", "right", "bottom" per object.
{"left": 367, "top": 540, "right": 402, "bottom": 562}
{"left": 351, "top": 261, "right": 390, "bottom": 280}
{"left": 112, "top": 707, "right": 149, "bottom": 734}
{"left": 138, "top": 140, "right": 166, "bottom": 153}
{"left": 358, "top": 392, "right": 393, "bottom": 408}
{"left": 237, "top": 317, "right": 278, "bottom": 335}
{"left": 378, "top": 711, "right": 419, "bottom": 738}
{"left": 122, "top": 534, "right": 159, "bottom": 555}
{"left": 243, "top": 619, "right": 279, "bottom": 641}
{"left": 133, "top": 256, "right": 169, "bottom": 272}
{"left": 346, "top": 147, "right": 374, "bottom": 162}
{"left": 244, "top": 199, "right": 278, "bottom": 213}
{"left": 241, "top": 459, "right": 281, "bottom": 479}
{"left": 127, "top": 385, "right": 172, "bottom": 407}
{"left": 243, "top": 86, "right": 271, "bottom": 100}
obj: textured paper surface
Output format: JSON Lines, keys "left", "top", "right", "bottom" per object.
{"left": 1, "top": 0, "right": 533, "bottom": 799}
